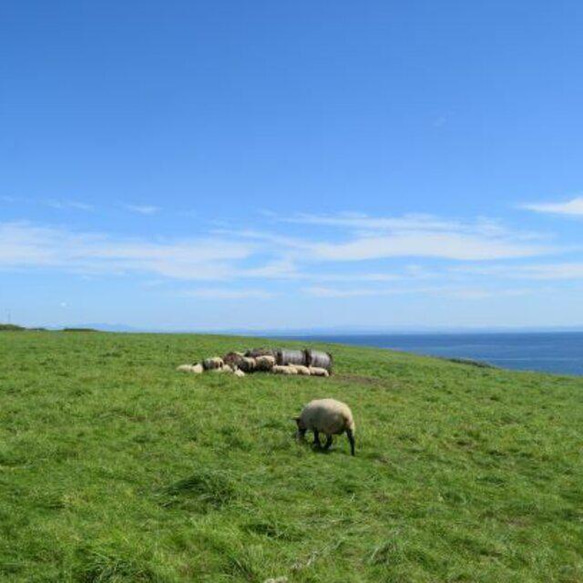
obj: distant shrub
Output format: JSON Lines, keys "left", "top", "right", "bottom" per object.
{"left": 63, "top": 327, "right": 98, "bottom": 332}
{"left": 445, "top": 357, "right": 496, "bottom": 369}
{"left": 0, "top": 323, "right": 25, "bottom": 331}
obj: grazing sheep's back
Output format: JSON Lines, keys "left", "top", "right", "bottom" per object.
{"left": 300, "top": 398, "right": 355, "bottom": 435}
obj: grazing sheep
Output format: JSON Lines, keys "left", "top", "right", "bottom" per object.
{"left": 203, "top": 357, "right": 224, "bottom": 371}
{"left": 294, "top": 398, "right": 356, "bottom": 456}
{"left": 291, "top": 364, "right": 311, "bottom": 376}
{"left": 176, "top": 363, "right": 204, "bottom": 374}
{"left": 272, "top": 365, "right": 297, "bottom": 375}
{"left": 255, "top": 354, "right": 276, "bottom": 371}
{"left": 233, "top": 368, "right": 246, "bottom": 378}
{"left": 308, "top": 366, "right": 329, "bottom": 377}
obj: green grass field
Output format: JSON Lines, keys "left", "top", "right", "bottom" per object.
{"left": 0, "top": 332, "right": 582, "bottom": 582}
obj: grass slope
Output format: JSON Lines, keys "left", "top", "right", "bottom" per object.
{"left": 0, "top": 332, "right": 582, "bottom": 582}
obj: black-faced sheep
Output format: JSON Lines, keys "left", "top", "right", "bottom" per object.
{"left": 294, "top": 398, "right": 356, "bottom": 456}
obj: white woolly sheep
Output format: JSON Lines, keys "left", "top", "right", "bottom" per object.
{"left": 212, "top": 364, "right": 233, "bottom": 373}
{"left": 255, "top": 354, "right": 276, "bottom": 371}
{"left": 293, "top": 398, "right": 356, "bottom": 456}
{"left": 308, "top": 366, "right": 329, "bottom": 377}
{"left": 233, "top": 368, "right": 246, "bottom": 378}
{"left": 176, "top": 363, "right": 204, "bottom": 374}
{"left": 203, "top": 357, "right": 224, "bottom": 370}
{"left": 290, "top": 364, "right": 311, "bottom": 376}
{"left": 272, "top": 365, "right": 297, "bottom": 375}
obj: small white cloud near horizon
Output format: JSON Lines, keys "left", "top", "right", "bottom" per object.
{"left": 522, "top": 196, "right": 583, "bottom": 217}
{"left": 122, "top": 204, "right": 161, "bottom": 215}
{"left": 179, "top": 288, "right": 276, "bottom": 300}
{"left": 304, "top": 285, "right": 531, "bottom": 300}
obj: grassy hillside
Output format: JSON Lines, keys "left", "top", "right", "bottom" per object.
{"left": 0, "top": 332, "right": 582, "bottom": 582}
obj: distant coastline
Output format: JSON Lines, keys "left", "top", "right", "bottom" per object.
{"left": 282, "top": 332, "right": 583, "bottom": 377}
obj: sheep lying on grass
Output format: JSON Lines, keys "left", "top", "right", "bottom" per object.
{"left": 176, "top": 363, "right": 204, "bottom": 374}
{"left": 255, "top": 355, "right": 276, "bottom": 372}
{"left": 203, "top": 357, "right": 224, "bottom": 370}
{"left": 177, "top": 348, "right": 333, "bottom": 379}
{"left": 272, "top": 365, "right": 297, "bottom": 375}
{"left": 211, "top": 364, "right": 233, "bottom": 373}
{"left": 308, "top": 366, "right": 329, "bottom": 377}
{"left": 291, "top": 364, "right": 311, "bottom": 376}
{"left": 294, "top": 398, "right": 356, "bottom": 456}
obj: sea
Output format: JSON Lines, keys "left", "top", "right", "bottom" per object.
{"left": 288, "top": 332, "right": 583, "bottom": 376}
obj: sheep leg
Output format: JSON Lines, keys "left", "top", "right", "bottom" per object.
{"left": 312, "top": 430, "right": 322, "bottom": 448}
{"left": 346, "top": 429, "right": 355, "bottom": 456}
{"left": 323, "top": 435, "right": 333, "bottom": 450}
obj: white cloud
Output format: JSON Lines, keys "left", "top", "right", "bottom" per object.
{"left": 269, "top": 213, "right": 555, "bottom": 261}
{"left": 304, "top": 285, "right": 531, "bottom": 300}
{"left": 452, "top": 262, "right": 583, "bottom": 281}
{"left": 0, "top": 222, "right": 253, "bottom": 280}
{"left": 45, "top": 199, "right": 95, "bottom": 212}
{"left": 122, "top": 204, "right": 161, "bottom": 215}
{"left": 304, "top": 286, "right": 386, "bottom": 298}
{"left": 180, "top": 288, "right": 276, "bottom": 299}
{"left": 310, "top": 232, "right": 548, "bottom": 261}
{"left": 522, "top": 196, "right": 583, "bottom": 216}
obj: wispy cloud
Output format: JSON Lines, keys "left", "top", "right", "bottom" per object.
{"left": 452, "top": 262, "right": 583, "bottom": 281}
{"left": 304, "top": 285, "right": 531, "bottom": 300}
{"left": 180, "top": 288, "right": 275, "bottom": 299}
{"left": 122, "top": 204, "right": 161, "bottom": 215}
{"left": 270, "top": 213, "right": 555, "bottom": 261}
{"left": 0, "top": 222, "right": 253, "bottom": 280}
{"left": 0, "top": 209, "right": 571, "bottom": 300}
{"left": 0, "top": 196, "right": 95, "bottom": 211}
{"left": 45, "top": 199, "right": 95, "bottom": 212}
{"left": 522, "top": 196, "right": 583, "bottom": 217}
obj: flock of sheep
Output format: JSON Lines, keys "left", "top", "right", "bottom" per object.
{"left": 177, "top": 347, "right": 356, "bottom": 455}
{"left": 176, "top": 347, "right": 333, "bottom": 378}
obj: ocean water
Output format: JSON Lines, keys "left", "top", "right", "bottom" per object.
{"left": 289, "top": 333, "right": 583, "bottom": 376}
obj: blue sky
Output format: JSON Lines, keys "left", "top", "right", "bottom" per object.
{"left": 2, "top": 1, "right": 583, "bottom": 330}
